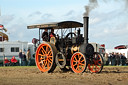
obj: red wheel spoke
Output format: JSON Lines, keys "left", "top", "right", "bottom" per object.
{"left": 98, "top": 63, "right": 101, "bottom": 66}
{"left": 99, "top": 59, "right": 101, "bottom": 61}
{"left": 78, "top": 54, "right": 80, "bottom": 58}
{"left": 81, "top": 59, "right": 85, "bottom": 63}
{"left": 40, "top": 57, "right": 44, "bottom": 60}
{"left": 38, "top": 54, "right": 45, "bottom": 57}
{"left": 79, "top": 63, "right": 85, "bottom": 66}
{"left": 48, "top": 56, "right": 53, "bottom": 58}
{"left": 96, "top": 65, "right": 100, "bottom": 70}
{"left": 41, "top": 47, "right": 46, "bottom": 54}
{"left": 39, "top": 61, "right": 43, "bottom": 64}
{"left": 47, "top": 61, "right": 50, "bottom": 68}
{"left": 78, "top": 55, "right": 82, "bottom": 61}
{"left": 42, "top": 64, "right": 45, "bottom": 69}
{"left": 45, "top": 60, "right": 48, "bottom": 67}
{"left": 47, "top": 59, "right": 52, "bottom": 64}
{"left": 74, "top": 56, "right": 77, "bottom": 61}
{"left": 76, "top": 65, "right": 79, "bottom": 70}
{"left": 48, "top": 58, "right": 52, "bottom": 63}
{"left": 73, "top": 63, "right": 77, "bottom": 66}
{"left": 43, "top": 61, "right": 46, "bottom": 66}
{"left": 46, "top": 46, "right": 48, "bottom": 53}
{"left": 73, "top": 60, "right": 77, "bottom": 62}
{"left": 91, "top": 64, "right": 94, "bottom": 69}
{"left": 48, "top": 50, "right": 52, "bottom": 56}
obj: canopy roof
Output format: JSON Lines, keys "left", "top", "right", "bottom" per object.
{"left": 27, "top": 21, "right": 83, "bottom": 29}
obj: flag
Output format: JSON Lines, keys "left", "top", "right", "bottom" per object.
{"left": 0, "top": 24, "right": 7, "bottom": 32}
{"left": 0, "top": 24, "right": 4, "bottom": 30}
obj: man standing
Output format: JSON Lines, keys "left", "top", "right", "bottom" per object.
{"left": 42, "top": 29, "right": 48, "bottom": 41}
{"left": 26, "top": 49, "right": 31, "bottom": 66}
{"left": 22, "top": 52, "right": 27, "bottom": 66}
{"left": 19, "top": 49, "right": 22, "bottom": 66}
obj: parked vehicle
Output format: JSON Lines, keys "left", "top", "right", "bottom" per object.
{"left": 0, "top": 41, "right": 35, "bottom": 66}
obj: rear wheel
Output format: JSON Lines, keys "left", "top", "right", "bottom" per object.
{"left": 70, "top": 52, "right": 87, "bottom": 73}
{"left": 88, "top": 52, "right": 104, "bottom": 73}
{"left": 35, "top": 42, "right": 57, "bottom": 73}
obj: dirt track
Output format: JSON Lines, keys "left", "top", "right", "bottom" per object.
{"left": 0, "top": 66, "right": 128, "bottom": 85}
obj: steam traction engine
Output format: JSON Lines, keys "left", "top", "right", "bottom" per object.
{"left": 27, "top": 17, "right": 104, "bottom": 73}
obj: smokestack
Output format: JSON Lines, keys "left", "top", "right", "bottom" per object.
{"left": 83, "top": 16, "right": 89, "bottom": 44}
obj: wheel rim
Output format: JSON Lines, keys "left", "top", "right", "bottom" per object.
{"left": 36, "top": 43, "right": 54, "bottom": 72}
{"left": 88, "top": 53, "right": 103, "bottom": 73}
{"left": 71, "top": 52, "right": 86, "bottom": 73}
{"left": 55, "top": 52, "right": 66, "bottom": 68}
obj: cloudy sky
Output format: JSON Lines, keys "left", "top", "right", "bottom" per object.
{"left": 0, "top": 0, "right": 128, "bottom": 49}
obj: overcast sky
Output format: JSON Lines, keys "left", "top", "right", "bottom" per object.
{"left": 0, "top": 0, "right": 128, "bottom": 49}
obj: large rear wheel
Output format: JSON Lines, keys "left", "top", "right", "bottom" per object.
{"left": 88, "top": 52, "right": 104, "bottom": 73}
{"left": 70, "top": 52, "right": 87, "bottom": 73}
{"left": 35, "top": 42, "right": 57, "bottom": 73}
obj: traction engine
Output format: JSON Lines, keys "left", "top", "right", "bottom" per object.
{"left": 27, "top": 16, "right": 104, "bottom": 73}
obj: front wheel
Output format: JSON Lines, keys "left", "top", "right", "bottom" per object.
{"left": 70, "top": 52, "right": 87, "bottom": 73}
{"left": 88, "top": 52, "right": 104, "bottom": 73}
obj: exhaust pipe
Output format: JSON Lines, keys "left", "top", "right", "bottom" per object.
{"left": 83, "top": 16, "right": 89, "bottom": 44}
{"left": 79, "top": 16, "right": 94, "bottom": 55}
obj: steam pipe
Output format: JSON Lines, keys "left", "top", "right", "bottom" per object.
{"left": 83, "top": 16, "right": 89, "bottom": 44}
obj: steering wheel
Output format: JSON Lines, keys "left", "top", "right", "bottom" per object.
{"left": 65, "top": 32, "right": 76, "bottom": 45}
{"left": 65, "top": 32, "right": 76, "bottom": 39}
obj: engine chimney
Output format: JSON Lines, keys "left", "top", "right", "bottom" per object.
{"left": 79, "top": 16, "right": 94, "bottom": 55}
{"left": 83, "top": 16, "right": 89, "bottom": 44}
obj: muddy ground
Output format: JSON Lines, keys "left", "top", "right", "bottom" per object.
{"left": 0, "top": 66, "right": 128, "bottom": 85}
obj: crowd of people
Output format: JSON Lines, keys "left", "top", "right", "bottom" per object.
{"left": 104, "top": 52, "right": 127, "bottom": 66}
{"left": 4, "top": 49, "right": 31, "bottom": 66}
{"left": 18, "top": 49, "right": 31, "bottom": 66}
{"left": 4, "top": 56, "right": 18, "bottom": 66}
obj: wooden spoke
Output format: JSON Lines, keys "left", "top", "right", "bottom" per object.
{"left": 73, "top": 63, "right": 77, "bottom": 66}
{"left": 79, "top": 63, "right": 85, "bottom": 66}
{"left": 41, "top": 47, "right": 46, "bottom": 54}
{"left": 48, "top": 50, "right": 52, "bottom": 56}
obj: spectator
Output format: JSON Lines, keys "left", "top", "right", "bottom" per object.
{"left": 121, "top": 53, "right": 127, "bottom": 66}
{"left": 4, "top": 57, "right": 10, "bottom": 66}
{"left": 19, "top": 49, "right": 23, "bottom": 66}
{"left": 104, "top": 53, "right": 109, "bottom": 65}
{"left": 42, "top": 29, "right": 48, "bottom": 41}
{"left": 22, "top": 52, "right": 27, "bottom": 66}
{"left": 26, "top": 49, "right": 31, "bottom": 66}
{"left": 111, "top": 52, "right": 116, "bottom": 66}
{"left": 108, "top": 53, "right": 112, "bottom": 65}
{"left": 11, "top": 56, "right": 18, "bottom": 66}
{"left": 115, "top": 53, "right": 120, "bottom": 66}
{"left": 49, "top": 29, "right": 56, "bottom": 38}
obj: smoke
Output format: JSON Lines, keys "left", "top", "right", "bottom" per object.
{"left": 125, "top": 0, "right": 128, "bottom": 11}
{"left": 84, "top": 0, "right": 98, "bottom": 17}
{"left": 84, "top": 0, "right": 128, "bottom": 17}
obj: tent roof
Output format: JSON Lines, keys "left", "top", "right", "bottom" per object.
{"left": 114, "top": 45, "right": 126, "bottom": 49}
